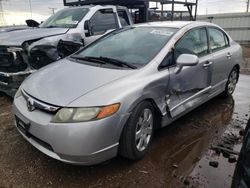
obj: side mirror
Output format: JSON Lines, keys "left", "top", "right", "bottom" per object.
{"left": 175, "top": 54, "right": 199, "bottom": 74}
{"left": 26, "top": 19, "right": 40, "bottom": 27}
{"left": 84, "top": 20, "right": 93, "bottom": 37}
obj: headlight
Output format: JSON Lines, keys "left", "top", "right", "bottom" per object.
{"left": 7, "top": 47, "right": 23, "bottom": 53}
{"left": 51, "top": 103, "right": 120, "bottom": 123}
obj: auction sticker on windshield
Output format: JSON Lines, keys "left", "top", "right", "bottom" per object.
{"left": 150, "top": 30, "right": 174, "bottom": 36}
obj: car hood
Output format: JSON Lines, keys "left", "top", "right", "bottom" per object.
{"left": 22, "top": 59, "right": 134, "bottom": 106}
{"left": 0, "top": 27, "right": 69, "bottom": 46}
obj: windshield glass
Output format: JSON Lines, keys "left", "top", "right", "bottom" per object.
{"left": 75, "top": 27, "right": 177, "bottom": 68}
{"left": 40, "top": 8, "right": 89, "bottom": 28}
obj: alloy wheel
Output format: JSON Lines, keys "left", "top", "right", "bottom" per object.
{"left": 228, "top": 69, "right": 238, "bottom": 94}
{"left": 135, "top": 108, "right": 153, "bottom": 152}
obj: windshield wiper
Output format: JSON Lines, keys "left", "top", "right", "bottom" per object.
{"left": 44, "top": 25, "right": 59, "bottom": 28}
{"left": 71, "top": 56, "right": 106, "bottom": 64}
{"left": 71, "top": 56, "right": 137, "bottom": 69}
{"left": 98, "top": 56, "right": 137, "bottom": 69}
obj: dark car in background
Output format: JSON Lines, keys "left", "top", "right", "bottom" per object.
{"left": 232, "top": 118, "right": 250, "bottom": 188}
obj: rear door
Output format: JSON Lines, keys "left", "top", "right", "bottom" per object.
{"left": 207, "top": 27, "right": 232, "bottom": 92}
{"left": 167, "top": 27, "right": 213, "bottom": 117}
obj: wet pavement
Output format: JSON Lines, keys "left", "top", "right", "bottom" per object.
{"left": 0, "top": 74, "right": 250, "bottom": 188}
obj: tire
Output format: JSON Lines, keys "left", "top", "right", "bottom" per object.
{"left": 231, "top": 119, "right": 250, "bottom": 188}
{"left": 222, "top": 67, "right": 239, "bottom": 97}
{"left": 119, "top": 101, "right": 155, "bottom": 160}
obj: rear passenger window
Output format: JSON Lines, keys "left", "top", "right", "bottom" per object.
{"left": 175, "top": 28, "right": 209, "bottom": 60}
{"left": 117, "top": 9, "right": 129, "bottom": 26}
{"left": 208, "top": 28, "right": 228, "bottom": 52}
{"left": 90, "top": 9, "right": 117, "bottom": 35}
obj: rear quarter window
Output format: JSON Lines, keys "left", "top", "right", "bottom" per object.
{"left": 208, "top": 28, "right": 229, "bottom": 52}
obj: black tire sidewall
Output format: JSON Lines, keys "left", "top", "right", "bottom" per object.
{"left": 224, "top": 67, "right": 239, "bottom": 97}
{"left": 120, "top": 101, "right": 155, "bottom": 160}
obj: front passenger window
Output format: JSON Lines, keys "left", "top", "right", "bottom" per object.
{"left": 175, "top": 28, "right": 209, "bottom": 61}
{"left": 90, "top": 9, "right": 117, "bottom": 35}
{"left": 117, "top": 9, "right": 130, "bottom": 26}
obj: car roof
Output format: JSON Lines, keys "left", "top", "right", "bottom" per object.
{"left": 66, "top": 5, "right": 93, "bottom": 9}
{"left": 135, "top": 21, "right": 215, "bottom": 29}
{"left": 66, "top": 4, "right": 126, "bottom": 9}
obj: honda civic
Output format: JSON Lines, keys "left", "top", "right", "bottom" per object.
{"left": 12, "top": 21, "right": 244, "bottom": 165}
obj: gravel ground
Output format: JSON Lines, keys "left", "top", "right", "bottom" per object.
{"left": 0, "top": 75, "right": 250, "bottom": 188}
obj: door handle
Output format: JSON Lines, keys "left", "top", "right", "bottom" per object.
{"left": 227, "top": 53, "right": 232, "bottom": 59}
{"left": 203, "top": 61, "right": 213, "bottom": 68}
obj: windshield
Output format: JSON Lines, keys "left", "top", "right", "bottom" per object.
{"left": 40, "top": 8, "right": 89, "bottom": 28}
{"left": 75, "top": 27, "right": 177, "bottom": 68}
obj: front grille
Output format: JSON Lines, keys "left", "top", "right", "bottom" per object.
{"left": 0, "top": 74, "right": 11, "bottom": 83}
{"left": 16, "top": 115, "right": 54, "bottom": 152}
{"left": 0, "top": 46, "right": 14, "bottom": 67}
{"left": 0, "top": 46, "right": 27, "bottom": 72}
{"left": 22, "top": 90, "right": 60, "bottom": 114}
{"left": 17, "top": 124, "right": 54, "bottom": 152}
{"left": 30, "top": 134, "right": 54, "bottom": 152}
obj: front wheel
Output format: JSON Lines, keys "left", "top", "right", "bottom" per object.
{"left": 119, "top": 101, "right": 155, "bottom": 160}
{"left": 222, "top": 67, "right": 239, "bottom": 97}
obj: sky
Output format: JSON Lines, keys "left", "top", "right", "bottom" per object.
{"left": 0, "top": 0, "right": 248, "bottom": 26}
{"left": 151, "top": 0, "right": 247, "bottom": 15}
{"left": 1, "top": 0, "right": 64, "bottom": 25}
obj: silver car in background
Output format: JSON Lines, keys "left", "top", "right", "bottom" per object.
{"left": 13, "top": 21, "right": 244, "bottom": 165}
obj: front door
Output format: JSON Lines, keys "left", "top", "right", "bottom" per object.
{"left": 167, "top": 27, "right": 213, "bottom": 117}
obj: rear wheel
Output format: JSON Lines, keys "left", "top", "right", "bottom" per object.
{"left": 222, "top": 67, "right": 239, "bottom": 97}
{"left": 119, "top": 101, "right": 155, "bottom": 160}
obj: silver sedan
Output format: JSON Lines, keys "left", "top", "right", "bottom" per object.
{"left": 12, "top": 21, "right": 244, "bottom": 165}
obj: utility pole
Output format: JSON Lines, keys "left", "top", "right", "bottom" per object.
{"left": 171, "top": 0, "right": 174, "bottom": 21}
{"left": 194, "top": 0, "right": 198, "bottom": 20}
{"left": 247, "top": 0, "right": 250, "bottom": 12}
{"left": 49, "top": 7, "right": 57, "bottom": 14}
{"left": 161, "top": 3, "right": 163, "bottom": 17}
{"left": 28, "top": 0, "right": 32, "bottom": 18}
{"left": 0, "top": 0, "right": 6, "bottom": 26}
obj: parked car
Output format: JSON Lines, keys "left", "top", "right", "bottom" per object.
{"left": 13, "top": 21, "right": 244, "bottom": 165}
{"left": 0, "top": 5, "right": 133, "bottom": 97}
{"left": 232, "top": 118, "right": 250, "bottom": 188}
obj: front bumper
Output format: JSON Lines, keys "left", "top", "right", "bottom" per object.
{"left": 0, "top": 70, "right": 35, "bottom": 97}
{"left": 12, "top": 94, "right": 130, "bottom": 165}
